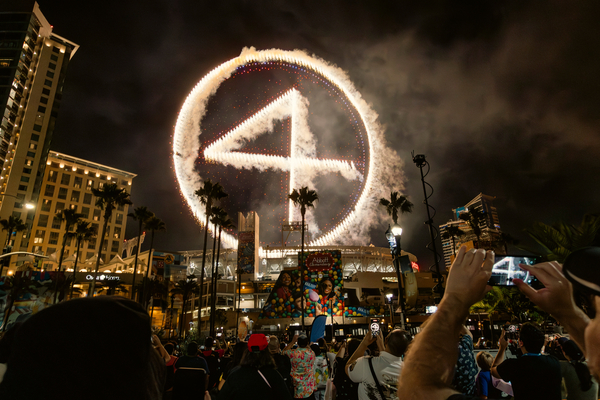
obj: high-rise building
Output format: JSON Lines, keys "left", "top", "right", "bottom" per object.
{"left": 21, "top": 151, "right": 136, "bottom": 274}
{"left": 440, "top": 193, "right": 503, "bottom": 267}
{"left": 0, "top": 1, "right": 79, "bottom": 257}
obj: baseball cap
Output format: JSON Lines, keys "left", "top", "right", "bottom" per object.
{"left": 563, "top": 247, "right": 600, "bottom": 296}
{"left": 248, "top": 334, "right": 269, "bottom": 353}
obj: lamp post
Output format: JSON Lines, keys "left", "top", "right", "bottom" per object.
{"left": 385, "top": 292, "right": 394, "bottom": 327}
{"left": 385, "top": 224, "right": 405, "bottom": 330}
{"left": 0, "top": 193, "right": 35, "bottom": 209}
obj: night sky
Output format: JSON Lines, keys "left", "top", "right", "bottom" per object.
{"left": 36, "top": 1, "right": 600, "bottom": 268}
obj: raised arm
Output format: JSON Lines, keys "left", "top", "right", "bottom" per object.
{"left": 151, "top": 334, "right": 170, "bottom": 363}
{"left": 490, "top": 330, "right": 507, "bottom": 379}
{"left": 345, "top": 331, "right": 375, "bottom": 377}
{"left": 283, "top": 334, "right": 299, "bottom": 352}
{"left": 336, "top": 341, "right": 346, "bottom": 359}
{"left": 397, "top": 247, "right": 494, "bottom": 400}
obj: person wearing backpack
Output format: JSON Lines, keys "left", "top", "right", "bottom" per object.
{"left": 269, "top": 336, "right": 294, "bottom": 395}
{"left": 559, "top": 339, "right": 598, "bottom": 400}
{"left": 346, "top": 330, "right": 410, "bottom": 400}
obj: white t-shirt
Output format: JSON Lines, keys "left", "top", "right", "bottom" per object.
{"left": 347, "top": 351, "right": 402, "bottom": 400}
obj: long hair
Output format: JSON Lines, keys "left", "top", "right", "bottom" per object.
{"left": 231, "top": 342, "right": 248, "bottom": 368}
{"left": 562, "top": 340, "right": 593, "bottom": 392}
{"left": 240, "top": 348, "right": 275, "bottom": 369}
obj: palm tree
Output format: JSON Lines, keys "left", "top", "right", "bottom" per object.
{"left": 2, "top": 274, "right": 41, "bottom": 331}
{"left": 141, "top": 216, "right": 166, "bottom": 309}
{"left": 379, "top": 191, "right": 414, "bottom": 225}
{"left": 97, "top": 279, "right": 129, "bottom": 296}
{"left": 459, "top": 208, "right": 486, "bottom": 248}
{"left": 195, "top": 179, "right": 227, "bottom": 327}
{"left": 171, "top": 275, "right": 200, "bottom": 340}
{"left": 441, "top": 225, "right": 465, "bottom": 257}
{"left": 53, "top": 209, "right": 84, "bottom": 303}
{"left": 146, "top": 276, "right": 168, "bottom": 319}
{"left": 208, "top": 206, "right": 226, "bottom": 336}
{"left": 47, "top": 275, "right": 82, "bottom": 302}
{"left": 288, "top": 186, "right": 319, "bottom": 330}
{"left": 68, "top": 221, "right": 97, "bottom": 299}
{"left": 127, "top": 206, "right": 154, "bottom": 302}
{"left": 209, "top": 207, "right": 234, "bottom": 336}
{"left": 0, "top": 216, "right": 27, "bottom": 277}
{"left": 89, "top": 183, "right": 132, "bottom": 296}
{"left": 521, "top": 213, "right": 600, "bottom": 263}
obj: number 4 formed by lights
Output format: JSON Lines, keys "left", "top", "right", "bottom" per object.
{"left": 203, "top": 88, "right": 362, "bottom": 223}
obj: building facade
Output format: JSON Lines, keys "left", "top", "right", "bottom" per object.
{"left": 19, "top": 151, "right": 135, "bottom": 273}
{"left": 0, "top": 1, "right": 78, "bottom": 256}
{"left": 440, "top": 193, "right": 503, "bottom": 267}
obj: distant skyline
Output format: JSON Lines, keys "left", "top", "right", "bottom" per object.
{"left": 36, "top": 0, "right": 600, "bottom": 268}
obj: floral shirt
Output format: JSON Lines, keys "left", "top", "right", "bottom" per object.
{"left": 314, "top": 354, "right": 330, "bottom": 389}
{"left": 284, "top": 347, "right": 316, "bottom": 398}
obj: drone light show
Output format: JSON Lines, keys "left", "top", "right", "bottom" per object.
{"left": 173, "top": 47, "right": 401, "bottom": 248}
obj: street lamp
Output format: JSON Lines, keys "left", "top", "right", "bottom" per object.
{"left": 0, "top": 193, "right": 35, "bottom": 210}
{"left": 385, "top": 224, "right": 405, "bottom": 329}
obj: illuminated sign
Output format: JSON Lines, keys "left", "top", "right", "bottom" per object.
{"left": 86, "top": 274, "right": 120, "bottom": 281}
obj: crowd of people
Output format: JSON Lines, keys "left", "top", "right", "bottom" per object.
{"left": 0, "top": 246, "right": 599, "bottom": 399}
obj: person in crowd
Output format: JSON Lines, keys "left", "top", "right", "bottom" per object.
{"left": 333, "top": 339, "right": 360, "bottom": 400}
{"left": 283, "top": 333, "right": 316, "bottom": 399}
{"left": 218, "top": 341, "right": 247, "bottom": 390}
{"left": 312, "top": 342, "right": 329, "bottom": 400}
{"left": 218, "top": 334, "right": 292, "bottom": 400}
{"left": 317, "top": 338, "right": 334, "bottom": 378}
{"left": 559, "top": 339, "right": 598, "bottom": 400}
{"left": 269, "top": 336, "right": 294, "bottom": 395}
{"left": 202, "top": 336, "right": 221, "bottom": 389}
{"left": 174, "top": 341, "right": 210, "bottom": 390}
{"left": 397, "top": 246, "right": 600, "bottom": 400}
{"left": 452, "top": 325, "right": 478, "bottom": 395}
{"left": 345, "top": 329, "right": 410, "bottom": 400}
{"left": 0, "top": 296, "right": 165, "bottom": 400}
{"left": 490, "top": 322, "right": 562, "bottom": 399}
{"left": 162, "top": 342, "right": 178, "bottom": 400}
{"left": 328, "top": 341, "right": 343, "bottom": 367}
{"left": 474, "top": 352, "right": 505, "bottom": 399}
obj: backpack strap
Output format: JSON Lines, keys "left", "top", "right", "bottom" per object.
{"left": 325, "top": 353, "right": 332, "bottom": 377}
{"left": 257, "top": 369, "right": 271, "bottom": 388}
{"left": 368, "top": 357, "right": 386, "bottom": 400}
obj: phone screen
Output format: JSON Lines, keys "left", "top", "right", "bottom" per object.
{"left": 489, "top": 256, "right": 537, "bottom": 286}
{"left": 370, "top": 318, "right": 380, "bottom": 337}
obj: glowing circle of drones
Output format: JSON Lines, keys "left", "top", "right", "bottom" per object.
{"left": 173, "top": 47, "right": 383, "bottom": 249}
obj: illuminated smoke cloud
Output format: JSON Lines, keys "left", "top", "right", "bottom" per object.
{"left": 173, "top": 47, "right": 404, "bottom": 249}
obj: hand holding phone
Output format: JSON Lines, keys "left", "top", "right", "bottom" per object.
{"left": 489, "top": 256, "right": 538, "bottom": 286}
{"left": 370, "top": 318, "right": 380, "bottom": 337}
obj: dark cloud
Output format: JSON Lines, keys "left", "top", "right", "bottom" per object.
{"left": 39, "top": 0, "right": 600, "bottom": 265}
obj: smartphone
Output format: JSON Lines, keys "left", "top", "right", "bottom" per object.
{"left": 370, "top": 318, "right": 380, "bottom": 337}
{"left": 489, "top": 256, "right": 538, "bottom": 286}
